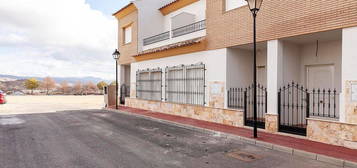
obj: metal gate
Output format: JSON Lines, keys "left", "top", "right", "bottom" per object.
{"left": 244, "top": 84, "right": 267, "bottom": 129}
{"left": 278, "top": 82, "right": 310, "bottom": 136}
{"left": 120, "top": 84, "right": 130, "bottom": 105}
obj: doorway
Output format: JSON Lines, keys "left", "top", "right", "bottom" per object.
{"left": 306, "top": 64, "right": 335, "bottom": 90}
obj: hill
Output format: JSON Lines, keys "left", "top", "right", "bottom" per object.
{"left": 0, "top": 74, "right": 110, "bottom": 84}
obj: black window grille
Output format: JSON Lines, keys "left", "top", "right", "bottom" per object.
{"left": 136, "top": 68, "right": 162, "bottom": 101}
{"left": 165, "top": 63, "right": 206, "bottom": 105}
{"left": 172, "top": 20, "right": 206, "bottom": 38}
{"left": 143, "top": 31, "right": 170, "bottom": 46}
{"left": 227, "top": 88, "right": 245, "bottom": 109}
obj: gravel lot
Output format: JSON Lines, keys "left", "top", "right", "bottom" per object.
{"left": 0, "top": 95, "right": 104, "bottom": 115}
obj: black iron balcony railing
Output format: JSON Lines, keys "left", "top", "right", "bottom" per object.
{"left": 172, "top": 20, "right": 206, "bottom": 38}
{"left": 142, "top": 20, "right": 206, "bottom": 46}
{"left": 143, "top": 31, "right": 170, "bottom": 46}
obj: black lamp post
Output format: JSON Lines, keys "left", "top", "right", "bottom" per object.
{"left": 112, "top": 49, "right": 120, "bottom": 109}
{"left": 246, "top": 0, "right": 263, "bottom": 138}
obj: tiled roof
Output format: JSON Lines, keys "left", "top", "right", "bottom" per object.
{"left": 135, "top": 37, "right": 205, "bottom": 56}
{"left": 159, "top": 0, "right": 180, "bottom": 10}
{"left": 112, "top": 2, "right": 134, "bottom": 16}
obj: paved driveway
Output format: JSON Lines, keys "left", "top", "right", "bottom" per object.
{"left": 0, "top": 110, "right": 339, "bottom": 168}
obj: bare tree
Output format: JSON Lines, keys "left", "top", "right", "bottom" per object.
{"left": 59, "top": 81, "right": 70, "bottom": 94}
{"left": 41, "top": 77, "right": 56, "bottom": 95}
{"left": 82, "top": 82, "right": 97, "bottom": 95}
{"left": 88, "top": 82, "right": 98, "bottom": 93}
{"left": 73, "top": 81, "right": 82, "bottom": 95}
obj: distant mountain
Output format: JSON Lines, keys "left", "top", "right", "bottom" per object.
{"left": 0, "top": 74, "right": 111, "bottom": 84}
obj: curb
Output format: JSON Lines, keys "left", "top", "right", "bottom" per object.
{"left": 104, "top": 108, "right": 357, "bottom": 168}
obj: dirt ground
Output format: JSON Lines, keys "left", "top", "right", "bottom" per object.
{"left": 0, "top": 95, "right": 104, "bottom": 115}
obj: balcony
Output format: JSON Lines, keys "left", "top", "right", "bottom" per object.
{"left": 143, "top": 20, "right": 206, "bottom": 50}
{"left": 143, "top": 31, "right": 170, "bottom": 46}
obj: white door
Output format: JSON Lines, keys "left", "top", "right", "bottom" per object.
{"left": 306, "top": 65, "right": 334, "bottom": 90}
{"left": 257, "top": 66, "right": 267, "bottom": 87}
{"left": 306, "top": 64, "right": 337, "bottom": 117}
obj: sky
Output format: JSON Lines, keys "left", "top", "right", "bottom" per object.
{"left": 0, "top": 0, "right": 131, "bottom": 80}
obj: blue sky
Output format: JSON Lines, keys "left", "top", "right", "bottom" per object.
{"left": 0, "top": 0, "right": 132, "bottom": 80}
{"left": 86, "top": 0, "right": 130, "bottom": 16}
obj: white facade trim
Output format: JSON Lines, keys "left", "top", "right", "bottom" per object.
{"left": 340, "top": 26, "right": 357, "bottom": 122}
{"left": 225, "top": 0, "right": 247, "bottom": 11}
{"left": 267, "top": 40, "right": 283, "bottom": 115}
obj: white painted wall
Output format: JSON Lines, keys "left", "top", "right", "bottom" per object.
{"left": 266, "top": 39, "right": 342, "bottom": 115}
{"left": 131, "top": 48, "right": 227, "bottom": 104}
{"left": 227, "top": 48, "right": 253, "bottom": 88}
{"left": 163, "top": 0, "right": 206, "bottom": 32}
{"left": 276, "top": 40, "right": 342, "bottom": 90}
{"left": 226, "top": 47, "right": 267, "bottom": 89}
{"left": 225, "top": 0, "right": 247, "bottom": 11}
{"left": 171, "top": 12, "right": 196, "bottom": 30}
{"left": 134, "top": 0, "right": 172, "bottom": 52}
{"left": 340, "top": 26, "right": 357, "bottom": 122}
{"left": 142, "top": 0, "right": 206, "bottom": 51}
{"left": 124, "top": 65, "right": 131, "bottom": 85}
{"left": 119, "top": 65, "right": 131, "bottom": 86}
{"left": 300, "top": 40, "right": 342, "bottom": 91}
{"left": 119, "top": 65, "right": 125, "bottom": 84}
{"left": 282, "top": 42, "right": 301, "bottom": 84}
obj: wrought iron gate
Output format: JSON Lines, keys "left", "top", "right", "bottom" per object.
{"left": 244, "top": 84, "right": 267, "bottom": 129}
{"left": 120, "top": 84, "right": 130, "bottom": 105}
{"left": 278, "top": 82, "right": 310, "bottom": 136}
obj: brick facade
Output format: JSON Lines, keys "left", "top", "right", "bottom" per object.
{"left": 117, "top": 10, "right": 138, "bottom": 65}
{"left": 206, "top": 0, "right": 357, "bottom": 50}
{"left": 111, "top": 0, "right": 357, "bottom": 150}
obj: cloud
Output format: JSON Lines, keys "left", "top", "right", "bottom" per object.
{"left": 0, "top": 0, "right": 117, "bottom": 80}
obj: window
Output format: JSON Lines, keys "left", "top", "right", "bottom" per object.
{"left": 165, "top": 63, "right": 206, "bottom": 105}
{"left": 136, "top": 68, "right": 162, "bottom": 101}
{"left": 225, "top": 0, "right": 247, "bottom": 11}
{"left": 123, "top": 26, "right": 132, "bottom": 44}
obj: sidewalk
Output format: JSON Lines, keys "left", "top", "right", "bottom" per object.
{"left": 108, "top": 105, "right": 357, "bottom": 167}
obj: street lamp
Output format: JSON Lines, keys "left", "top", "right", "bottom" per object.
{"left": 246, "top": 0, "right": 263, "bottom": 138}
{"left": 112, "top": 49, "right": 120, "bottom": 109}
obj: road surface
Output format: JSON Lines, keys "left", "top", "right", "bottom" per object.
{"left": 0, "top": 110, "right": 339, "bottom": 168}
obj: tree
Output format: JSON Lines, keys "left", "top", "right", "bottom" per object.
{"left": 87, "top": 82, "right": 98, "bottom": 93}
{"left": 110, "top": 81, "right": 116, "bottom": 85}
{"left": 97, "top": 81, "right": 107, "bottom": 94}
{"left": 41, "top": 77, "right": 56, "bottom": 95}
{"left": 24, "top": 78, "right": 40, "bottom": 94}
{"left": 73, "top": 81, "right": 82, "bottom": 95}
{"left": 82, "top": 82, "right": 97, "bottom": 95}
{"left": 59, "top": 81, "right": 70, "bottom": 94}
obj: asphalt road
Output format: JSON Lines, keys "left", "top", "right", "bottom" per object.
{"left": 0, "top": 110, "right": 339, "bottom": 168}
